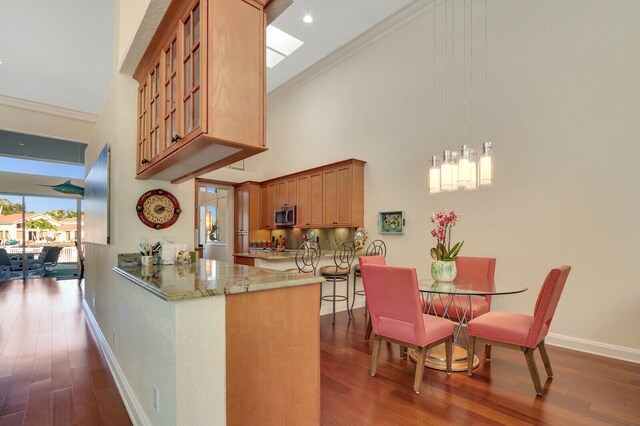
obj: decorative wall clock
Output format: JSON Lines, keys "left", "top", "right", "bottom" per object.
{"left": 136, "top": 189, "right": 182, "bottom": 229}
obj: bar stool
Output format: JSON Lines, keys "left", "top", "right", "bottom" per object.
{"left": 351, "top": 239, "right": 386, "bottom": 313}
{"left": 319, "top": 241, "right": 355, "bottom": 324}
{"left": 284, "top": 241, "right": 320, "bottom": 275}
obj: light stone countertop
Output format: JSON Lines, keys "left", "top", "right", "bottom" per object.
{"left": 112, "top": 259, "right": 324, "bottom": 302}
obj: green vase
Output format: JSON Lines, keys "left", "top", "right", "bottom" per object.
{"left": 431, "top": 260, "right": 457, "bottom": 282}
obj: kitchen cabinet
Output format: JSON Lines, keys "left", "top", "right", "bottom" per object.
{"left": 234, "top": 182, "right": 261, "bottom": 254}
{"left": 134, "top": 0, "right": 267, "bottom": 183}
{"left": 296, "top": 172, "right": 322, "bottom": 228}
{"left": 276, "top": 179, "right": 296, "bottom": 207}
{"left": 259, "top": 159, "right": 364, "bottom": 230}
{"left": 260, "top": 183, "right": 277, "bottom": 229}
{"left": 323, "top": 164, "right": 358, "bottom": 226}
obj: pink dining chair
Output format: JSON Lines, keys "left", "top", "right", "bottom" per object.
{"left": 360, "top": 256, "right": 386, "bottom": 341}
{"left": 466, "top": 265, "right": 571, "bottom": 396}
{"left": 428, "top": 257, "right": 496, "bottom": 319}
{"left": 428, "top": 256, "right": 496, "bottom": 356}
{"left": 360, "top": 263, "right": 454, "bottom": 394}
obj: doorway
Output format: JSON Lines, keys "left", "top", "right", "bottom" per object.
{"left": 196, "top": 181, "right": 232, "bottom": 262}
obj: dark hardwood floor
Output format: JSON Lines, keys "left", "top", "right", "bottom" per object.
{"left": 2, "top": 279, "right": 638, "bottom": 425}
{"left": 0, "top": 279, "right": 131, "bottom": 426}
{"left": 321, "top": 309, "right": 640, "bottom": 426}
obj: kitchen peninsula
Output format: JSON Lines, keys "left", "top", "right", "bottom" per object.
{"left": 109, "top": 259, "right": 323, "bottom": 425}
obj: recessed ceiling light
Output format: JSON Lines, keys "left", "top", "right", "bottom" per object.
{"left": 303, "top": 14, "right": 313, "bottom": 24}
{"left": 0, "top": 61, "right": 3, "bottom": 65}
{"left": 266, "top": 48, "right": 286, "bottom": 69}
{"left": 266, "top": 25, "right": 304, "bottom": 56}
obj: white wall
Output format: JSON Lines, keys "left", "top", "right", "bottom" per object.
{"left": 258, "top": 0, "right": 640, "bottom": 358}
{"left": 83, "top": 0, "right": 227, "bottom": 420}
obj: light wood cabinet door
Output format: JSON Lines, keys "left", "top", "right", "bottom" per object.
{"left": 149, "top": 62, "right": 162, "bottom": 164}
{"left": 260, "top": 185, "right": 269, "bottom": 229}
{"left": 336, "top": 165, "right": 353, "bottom": 225}
{"left": 309, "top": 172, "right": 323, "bottom": 227}
{"left": 296, "top": 176, "right": 309, "bottom": 227}
{"left": 260, "top": 183, "right": 276, "bottom": 229}
{"left": 276, "top": 181, "right": 287, "bottom": 207}
{"left": 286, "top": 179, "right": 297, "bottom": 206}
{"left": 234, "top": 184, "right": 249, "bottom": 233}
{"left": 180, "top": 0, "right": 207, "bottom": 145}
{"left": 162, "top": 32, "right": 180, "bottom": 157}
{"left": 136, "top": 82, "right": 150, "bottom": 172}
{"left": 322, "top": 169, "right": 337, "bottom": 226}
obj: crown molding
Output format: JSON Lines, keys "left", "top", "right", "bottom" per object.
{"left": 0, "top": 95, "right": 98, "bottom": 123}
{"left": 267, "top": 0, "right": 434, "bottom": 102}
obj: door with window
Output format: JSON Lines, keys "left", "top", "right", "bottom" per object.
{"left": 196, "top": 181, "right": 231, "bottom": 262}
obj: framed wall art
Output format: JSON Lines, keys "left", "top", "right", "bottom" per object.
{"left": 378, "top": 211, "right": 405, "bottom": 235}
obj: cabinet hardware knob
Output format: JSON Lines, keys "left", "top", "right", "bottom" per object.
{"left": 141, "top": 159, "right": 149, "bottom": 165}
{"left": 333, "top": 222, "right": 338, "bottom": 224}
{"left": 172, "top": 134, "right": 182, "bottom": 143}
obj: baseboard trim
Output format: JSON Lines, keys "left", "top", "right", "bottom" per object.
{"left": 546, "top": 333, "right": 640, "bottom": 364}
{"left": 82, "top": 300, "right": 151, "bottom": 425}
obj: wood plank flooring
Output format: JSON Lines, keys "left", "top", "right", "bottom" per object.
{"left": 2, "top": 278, "right": 638, "bottom": 425}
{"left": 321, "top": 309, "right": 640, "bottom": 426}
{"left": 0, "top": 279, "right": 131, "bottom": 426}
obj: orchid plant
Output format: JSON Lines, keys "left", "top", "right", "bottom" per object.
{"left": 430, "top": 211, "right": 464, "bottom": 261}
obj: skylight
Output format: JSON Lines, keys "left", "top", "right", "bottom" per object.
{"left": 266, "top": 48, "right": 286, "bottom": 69}
{"left": 266, "top": 25, "right": 303, "bottom": 68}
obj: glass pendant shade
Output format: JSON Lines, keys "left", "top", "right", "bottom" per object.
{"left": 479, "top": 142, "right": 493, "bottom": 186}
{"left": 467, "top": 148, "right": 478, "bottom": 189}
{"left": 458, "top": 145, "right": 471, "bottom": 188}
{"left": 451, "top": 151, "right": 459, "bottom": 190}
{"left": 440, "top": 151, "right": 455, "bottom": 191}
{"left": 429, "top": 155, "right": 441, "bottom": 193}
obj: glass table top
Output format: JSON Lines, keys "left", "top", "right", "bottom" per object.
{"left": 418, "top": 278, "right": 527, "bottom": 296}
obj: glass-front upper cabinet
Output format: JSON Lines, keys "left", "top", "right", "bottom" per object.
{"left": 137, "top": 82, "right": 149, "bottom": 169}
{"left": 181, "top": 0, "right": 207, "bottom": 142}
{"left": 163, "top": 34, "right": 179, "bottom": 154}
{"left": 149, "top": 63, "right": 161, "bottom": 162}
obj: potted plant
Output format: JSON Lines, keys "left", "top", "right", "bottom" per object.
{"left": 430, "top": 211, "right": 464, "bottom": 282}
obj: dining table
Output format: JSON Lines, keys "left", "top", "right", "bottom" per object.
{"left": 408, "top": 277, "right": 528, "bottom": 372}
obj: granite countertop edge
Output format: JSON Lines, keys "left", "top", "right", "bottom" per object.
{"left": 112, "top": 264, "right": 325, "bottom": 302}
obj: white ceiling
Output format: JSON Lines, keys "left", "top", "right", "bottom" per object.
{"left": 0, "top": 0, "right": 114, "bottom": 115}
{"left": 267, "top": 0, "right": 413, "bottom": 93}
{"left": 0, "top": 0, "right": 413, "bottom": 115}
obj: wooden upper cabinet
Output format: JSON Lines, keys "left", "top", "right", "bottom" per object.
{"left": 136, "top": 82, "right": 150, "bottom": 171}
{"left": 180, "top": 1, "right": 207, "bottom": 144}
{"left": 276, "top": 179, "right": 296, "bottom": 207}
{"left": 162, "top": 31, "right": 180, "bottom": 157}
{"left": 260, "top": 159, "right": 364, "bottom": 230}
{"left": 322, "top": 162, "right": 364, "bottom": 227}
{"left": 309, "top": 172, "right": 323, "bottom": 227}
{"left": 134, "top": 0, "right": 267, "bottom": 183}
{"left": 260, "top": 183, "right": 276, "bottom": 230}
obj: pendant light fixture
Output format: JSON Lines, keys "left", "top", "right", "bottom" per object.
{"left": 427, "top": 0, "right": 494, "bottom": 194}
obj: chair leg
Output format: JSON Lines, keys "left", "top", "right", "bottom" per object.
{"left": 445, "top": 336, "right": 453, "bottom": 374}
{"left": 370, "top": 336, "right": 381, "bottom": 376}
{"left": 538, "top": 340, "right": 553, "bottom": 378}
{"left": 399, "top": 345, "right": 407, "bottom": 359}
{"left": 319, "top": 281, "right": 323, "bottom": 309}
{"left": 413, "top": 346, "right": 427, "bottom": 394}
{"left": 484, "top": 344, "right": 492, "bottom": 359}
{"left": 524, "top": 347, "right": 543, "bottom": 396}
{"left": 331, "top": 279, "right": 336, "bottom": 325}
{"left": 346, "top": 276, "right": 352, "bottom": 319}
{"left": 364, "top": 317, "right": 372, "bottom": 341}
{"left": 467, "top": 336, "right": 476, "bottom": 376}
{"left": 350, "top": 271, "right": 357, "bottom": 312}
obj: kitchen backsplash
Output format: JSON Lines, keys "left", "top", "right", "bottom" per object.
{"left": 263, "top": 228, "right": 357, "bottom": 251}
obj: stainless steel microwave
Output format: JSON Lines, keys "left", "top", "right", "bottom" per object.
{"left": 274, "top": 206, "right": 296, "bottom": 227}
